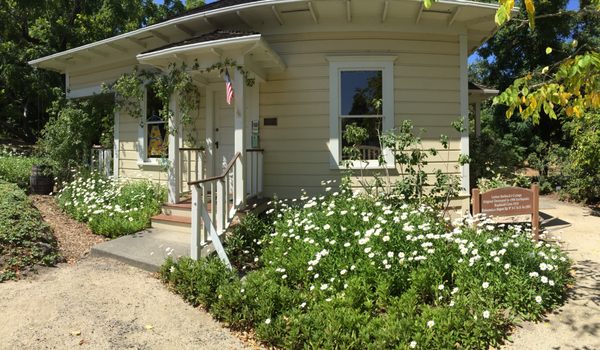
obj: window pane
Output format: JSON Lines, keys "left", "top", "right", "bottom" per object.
{"left": 341, "top": 71, "right": 383, "bottom": 116}
{"left": 147, "top": 122, "right": 167, "bottom": 158}
{"left": 341, "top": 117, "right": 382, "bottom": 160}
{"left": 147, "top": 88, "right": 163, "bottom": 122}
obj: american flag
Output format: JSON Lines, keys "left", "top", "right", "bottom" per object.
{"left": 224, "top": 69, "right": 234, "bottom": 105}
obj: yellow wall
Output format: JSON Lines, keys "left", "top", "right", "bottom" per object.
{"left": 259, "top": 31, "right": 462, "bottom": 198}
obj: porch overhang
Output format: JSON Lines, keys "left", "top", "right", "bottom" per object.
{"left": 136, "top": 32, "right": 285, "bottom": 81}
{"left": 469, "top": 82, "right": 499, "bottom": 104}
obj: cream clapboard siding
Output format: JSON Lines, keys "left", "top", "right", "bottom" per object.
{"left": 259, "top": 31, "right": 462, "bottom": 198}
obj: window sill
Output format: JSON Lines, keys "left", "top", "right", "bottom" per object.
{"left": 331, "top": 161, "right": 395, "bottom": 171}
{"left": 137, "top": 159, "right": 165, "bottom": 168}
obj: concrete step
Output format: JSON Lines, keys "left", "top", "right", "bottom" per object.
{"left": 91, "top": 228, "right": 190, "bottom": 272}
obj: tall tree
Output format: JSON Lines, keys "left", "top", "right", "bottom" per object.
{"left": 0, "top": 0, "right": 185, "bottom": 142}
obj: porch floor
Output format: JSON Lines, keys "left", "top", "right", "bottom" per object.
{"left": 90, "top": 228, "right": 190, "bottom": 272}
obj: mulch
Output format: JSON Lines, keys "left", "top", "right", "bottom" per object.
{"left": 30, "top": 195, "right": 106, "bottom": 264}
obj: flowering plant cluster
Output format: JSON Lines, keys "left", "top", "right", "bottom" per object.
{"left": 57, "top": 171, "right": 166, "bottom": 237}
{"left": 161, "top": 184, "right": 571, "bottom": 349}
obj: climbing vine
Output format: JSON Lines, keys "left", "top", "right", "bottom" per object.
{"left": 102, "top": 58, "right": 256, "bottom": 149}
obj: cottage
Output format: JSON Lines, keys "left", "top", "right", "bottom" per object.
{"left": 29, "top": 0, "right": 500, "bottom": 259}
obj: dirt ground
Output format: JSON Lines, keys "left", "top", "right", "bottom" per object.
{"left": 0, "top": 258, "right": 250, "bottom": 350}
{"left": 0, "top": 195, "right": 250, "bottom": 350}
{"left": 502, "top": 197, "right": 600, "bottom": 350}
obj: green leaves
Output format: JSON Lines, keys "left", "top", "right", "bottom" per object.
{"left": 545, "top": 47, "right": 553, "bottom": 55}
{"left": 495, "top": 52, "right": 600, "bottom": 124}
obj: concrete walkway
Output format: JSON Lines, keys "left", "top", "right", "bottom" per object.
{"left": 91, "top": 228, "right": 191, "bottom": 272}
{"left": 503, "top": 197, "right": 600, "bottom": 350}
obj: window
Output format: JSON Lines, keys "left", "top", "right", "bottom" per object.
{"left": 138, "top": 87, "right": 168, "bottom": 164}
{"left": 328, "top": 57, "right": 395, "bottom": 169}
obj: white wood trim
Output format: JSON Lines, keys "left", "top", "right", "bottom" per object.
{"left": 459, "top": 34, "right": 470, "bottom": 192}
{"left": 66, "top": 85, "right": 102, "bottom": 99}
{"left": 137, "top": 86, "right": 162, "bottom": 167}
{"left": 327, "top": 56, "right": 396, "bottom": 169}
{"left": 113, "top": 110, "right": 120, "bottom": 179}
{"left": 205, "top": 88, "right": 215, "bottom": 177}
{"left": 233, "top": 64, "right": 246, "bottom": 205}
{"left": 167, "top": 93, "right": 181, "bottom": 204}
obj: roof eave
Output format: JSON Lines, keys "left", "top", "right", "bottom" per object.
{"left": 136, "top": 34, "right": 262, "bottom": 61}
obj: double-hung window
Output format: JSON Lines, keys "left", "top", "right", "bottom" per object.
{"left": 328, "top": 56, "right": 395, "bottom": 169}
{"left": 138, "top": 87, "right": 168, "bottom": 165}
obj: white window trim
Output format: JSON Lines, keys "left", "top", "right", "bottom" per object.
{"left": 137, "top": 86, "right": 166, "bottom": 167}
{"left": 327, "top": 56, "right": 396, "bottom": 170}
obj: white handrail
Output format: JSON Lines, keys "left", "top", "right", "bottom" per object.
{"left": 179, "top": 147, "right": 205, "bottom": 197}
{"left": 190, "top": 153, "right": 242, "bottom": 268}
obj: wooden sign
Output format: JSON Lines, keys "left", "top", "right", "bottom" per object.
{"left": 472, "top": 184, "right": 540, "bottom": 240}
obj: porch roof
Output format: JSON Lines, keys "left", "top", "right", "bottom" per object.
{"left": 468, "top": 81, "right": 499, "bottom": 103}
{"left": 136, "top": 31, "right": 286, "bottom": 78}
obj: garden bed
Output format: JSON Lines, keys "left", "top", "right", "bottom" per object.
{"left": 160, "top": 187, "right": 572, "bottom": 349}
{"left": 56, "top": 171, "right": 166, "bottom": 238}
{"left": 0, "top": 183, "right": 61, "bottom": 281}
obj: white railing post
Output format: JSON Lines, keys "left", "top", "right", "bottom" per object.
{"left": 216, "top": 179, "right": 225, "bottom": 235}
{"left": 258, "top": 151, "right": 263, "bottom": 197}
{"left": 190, "top": 185, "right": 202, "bottom": 260}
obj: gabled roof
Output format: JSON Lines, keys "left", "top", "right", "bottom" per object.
{"left": 142, "top": 29, "right": 258, "bottom": 54}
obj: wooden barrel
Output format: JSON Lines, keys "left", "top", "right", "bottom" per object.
{"left": 29, "top": 165, "right": 54, "bottom": 194}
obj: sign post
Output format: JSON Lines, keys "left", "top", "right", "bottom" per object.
{"left": 472, "top": 184, "right": 540, "bottom": 240}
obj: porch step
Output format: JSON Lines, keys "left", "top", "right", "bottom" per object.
{"left": 151, "top": 214, "right": 191, "bottom": 233}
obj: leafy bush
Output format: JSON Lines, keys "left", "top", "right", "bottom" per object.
{"left": 37, "top": 95, "right": 114, "bottom": 183}
{"left": 343, "top": 119, "right": 465, "bottom": 213}
{"left": 0, "top": 183, "right": 61, "bottom": 281}
{"left": 560, "top": 113, "right": 600, "bottom": 203}
{"left": 0, "top": 154, "right": 46, "bottom": 189}
{"left": 56, "top": 171, "right": 166, "bottom": 237}
{"left": 161, "top": 187, "right": 572, "bottom": 349}
{"left": 476, "top": 170, "right": 532, "bottom": 193}
{"left": 225, "top": 213, "right": 273, "bottom": 271}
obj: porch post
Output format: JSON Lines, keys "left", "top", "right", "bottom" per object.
{"left": 459, "top": 33, "right": 470, "bottom": 193}
{"left": 233, "top": 64, "right": 246, "bottom": 205}
{"left": 168, "top": 93, "right": 181, "bottom": 204}
{"left": 205, "top": 88, "right": 215, "bottom": 177}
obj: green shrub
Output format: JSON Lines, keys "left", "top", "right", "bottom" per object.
{"left": 0, "top": 155, "right": 45, "bottom": 189}
{"left": 161, "top": 187, "right": 572, "bottom": 349}
{"left": 56, "top": 171, "right": 166, "bottom": 237}
{"left": 38, "top": 95, "right": 113, "bottom": 183}
{"left": 560, "top": 113, "right": 600, "bottom": 203}
{"left": 225, "top": 213, "right": 272, "bottom": 271}
{"left": 0, "top": 183, "right": 61, "bottom": 281}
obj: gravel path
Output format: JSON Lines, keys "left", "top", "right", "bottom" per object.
{"left": 503, "top": 197, "right": 600, "bottom": 350}
{"left": 0, "top": 257, "right": 251, "bottom": 350}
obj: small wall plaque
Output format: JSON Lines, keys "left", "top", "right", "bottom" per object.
{"left": 264, "top": 117, "right": 278, "bottom": 126}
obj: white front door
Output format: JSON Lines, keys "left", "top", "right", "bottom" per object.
{"left": 214, "top": 90, "right": 235, "bottom": 173}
